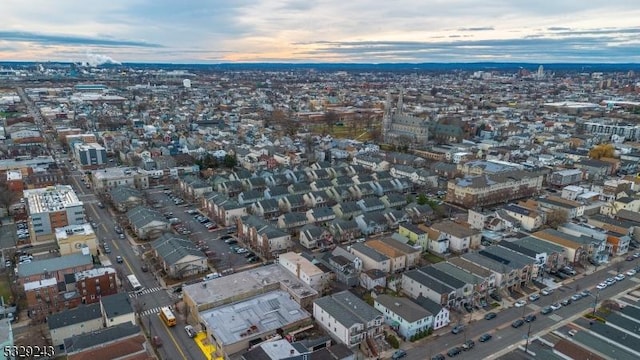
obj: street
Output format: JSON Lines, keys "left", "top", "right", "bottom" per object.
{"left": 404, "top": 259, "right": 640, "bottom": 359}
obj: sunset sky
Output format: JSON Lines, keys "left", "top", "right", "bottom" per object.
{"left": 1, "top": 0, "right": 640, "bottom": 64}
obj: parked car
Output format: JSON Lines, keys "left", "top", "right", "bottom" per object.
{"left": 514, "top": 300, "right": 527, "bottom": 308}
{"left": 489, "top": 292, "right": 502, "bottom": 302}
{"left": 451, "top": 325, "right": 464, "bottom": 334}
{"left": 431, "top": 354, "right": 445, "bottom": 360}
{"left": 511, "top": 319, "right": 525, "bottom": 328}
{"left": 561, "top": 298, "right": 572, "bottom": 306}
{"left": 541, "top": 288, "right": 553, "bottom": 296}
{"left": 141, "top": 265, "right": 149, "bottom": 272}
{"left": 571, "top": 293, "right": 583, "bottom": 301}
{"left": 184, "top": 325, "right": 197, "bottom": 338}
{"left": 116, "top": 256, "right": 123, "bottom": 263}
{"left": 524, "top": 314, "right": 537, "bottom": 323}
{"left": 528, "top": 293, "right": 540, "bottom": 302}
{"left": 478, "top": 333, "right": 492, "bottom": 342}
{"left": 447, "top": 347, "right": 462, "bottom": 357}
{"left": 550, "top": 303, "right": 562, "bottom": 311}
{"left": 462, "top": 339, "right": 475, "bottom": 351}
{"left": 484, "top": 312, "right": 497, "bottom": 320}
{"left": 391, "top": 349, "right": 407, "bottom": 359}
{"left": 152, "top": 336, "right": 163, "bottom": 348}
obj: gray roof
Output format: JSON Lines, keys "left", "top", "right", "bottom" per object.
{"left": 64, "top": 322, "right": 141, "bottom": 353}
{"left": 480, "top": 245, "right": 536, "bottom": 268}
{"left": 108, "top": 186, "right": 143, "bottom": 204}
{"left": 100, "top": 292, "right": 134, "bottom": 319}
{"left": 415, "top": 295, "right": 442, "bottom": 316}
{"left": 513, "top": 236, "right": 565, "bottom": 254}
{"left": 403, "top": 269, "right": 455, "bottom": 295}
{"left": 48, "top": 303, "right": 102, "bottom": 330}
{"left": 432, "top": 262, "right": 484, "bottom": 285}
{"left": 374, "top": 294, "right": 431, "bottom": 323}
{"left": 351, "top": 243, "right": 389, "bottom": 262}
{"left": 151, "top": 234, "right": 205, "bottom": 266}
{"left": 314, "top": 290, "right": 382, "bottom": 328}
{"left": 256, "top": 198, "right": 279, "bottom": 212}
{"left": 461, "top": 252, "right": 516, "bottom": 273}
{"left": 18, "top": 252, "right": 93, "bottom": 277}
{"left": 419, "top": 266, "right": 466, "bottom": 289}
{"left": 126, "top": 205, "right": 167, "bottom": 229}
{"left": 310, "top": 207, "right": 335, "bottom": 219}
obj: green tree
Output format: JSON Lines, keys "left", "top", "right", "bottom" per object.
{"left": 416, "top": 194, "right": 428, "bottom": 205}
{"left": 223, "top": 154, "right": 237, "bottom": 168}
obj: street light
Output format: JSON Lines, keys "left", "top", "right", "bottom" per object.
{"left": 524, "top": 317, "right": 533, "bottom": 354}
{"left": 592, "top": 290, "right": 600, "bottom": 317}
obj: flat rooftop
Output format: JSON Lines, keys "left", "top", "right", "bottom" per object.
{"left": 202, "top": 290, "right": 310, "bottom": 346}
{"left": 92, "top": 167, "right": 144, "bottom": 180}
{"left": 24, "top": 185, "right": 82, "bottom": 213}
{"left": 55, "top": 223, "right": 94, "bottom": 239}
{"left": 183, "top": 263, "right": 317, "bottom": 310}
{"left": 75, "top": 267, "right": 115, "bottom": 282}
{"left": 24, "top": 277, "right": 57, "bottom": 291}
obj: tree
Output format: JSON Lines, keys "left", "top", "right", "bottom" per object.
{"left": 223, "top": 154, "right": 237, "bottom": 168}
{"left": 416, "top": 194, "right": 429, "bottom": 205}
{"left": 588, "top": 143, "right": 615, "bottom": 159}
{"left": 0, "top": 181, "right": 19, "bottom": 214}
{"left": 324, "top": 111, "right": 339, "bottom": 132}
{"left": 545, "top": 209, "right": 568, "bottom": 229}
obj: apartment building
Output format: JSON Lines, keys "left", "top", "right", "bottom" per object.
{"left": 278, "top": 252, "right": 330, "bottom": 292}
{"left": 24, "top": 185, "right": 85, "bottom": 243}
{"left": 91, "top": 167, "right": 149, "bottom": 191}
{"left": 72, "top": 142, "right": 107, "bottom": 168}
{"left": 54, "top": 223, "right": 98, "bottom": 256}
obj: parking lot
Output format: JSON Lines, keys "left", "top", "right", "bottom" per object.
{"left": 145, "top": 188, "right": 256, "bottom": 272}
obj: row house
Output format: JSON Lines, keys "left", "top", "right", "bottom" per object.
{"left": 366, "top": 238, "right": 421, "bottom": 272}
{"left": 306, "top": 207, "right": 337, "bottom": 225}
{"left": 303, "top": 190, "right": 331, "bottom": 208}
{"left": 313, "top": 291, "right": 384, "bottom": 347}
{"left": 355, "top": 211, "right": 389, "bottom": 236}
{"left": 179, "top": 175, "right": 212, "bottom": 199}
{"left": 445, "top": 170, "right": 545, "bottom": 209}
{"left": 332, "top": 175, "right": 355, "bottom": 189}
{"left": 402, "top": 268, "right": 458, "bottom": 308}
{"left": 589, "top": 214, "right": 640, "bottom": 241}
{"left": 242, "top": 176, "right": 267, "bottom": 192}
{"left": 374, "top": 295, "right": 433, "bottom": 341}
{"left": 532, "top": 228, "right": 600, "bottom": 265}
{"left": 311, "top": 179, "right": 334, "bottom": 192}
{"left": 250, "top": 198, "right": 281, "bottom": 220}
{"left": 277, "top": 212, "right": 309, "bottom": 233}
{"left": 405, "top": 204, "right": 434, "bottom": 224}
{"left": 264, "top": 185, "right": 290, "bottom": 200}
{"left": 283, "top": 169, "right": 308, "bottom": 184}
{"left": 430, "top": 220, "right": 482, "bottom": 253}
{"left": 352, "top": 154, "right": 390, "bottom": 172}
{"left": 328, "top": 184, "right": 353, "bottom": 203}
{"left": 447, "top": 257, "right": 497, "bottom": 294}
{"left": 432, "top": 262, "right": 488, "bottom": 307}
{"left": 381, "top": 193, "right": 407, "bottom": 209}
{"left": 17, "top": 252, "right": 94, "bottom": 285}
{"left": 557, "top": 222, "right": 612, "bottom": 261}
{"left": 384, "top": 209, "right": 411, "bottom": 229}
{"left": 333, "top": 201, "right": 363, "bottom": 220}
{"left": 289, "top": 182, "right": 312, "bottom": 195}
{"left": 238, "top": 215, "right": 293, "bottom": 259}
{"left": 237, "top": 189, "right": 265, "bottom": 205}
{"left": 299, "top": 224, "right": 334, "bottom": 250}
{"left": 349, "top": 243, "right": 391, "bottom": 273}
{"left": 329, "top": 219, "right": 362, "bottom": 243}
{"left": 216, "top": 179, "right": 244, "bottom": 197}
{"left": 348, "top": 183, "right": 376, "bottom": 199}
{"left": 202, "top": 192, "right": 248, "bottom": 227}
{"left": 371, "top": 179, "right": 409, "bottom": 196}
{"left": 278, "top": 194, "right": 306, "bottom": 213}
{"left": 306, "top": 167, "right": 335, "bottom": 181}
{"left": 501, "top": 203, "right": 545, "bottom": 231}
{"left": 264, "top": 174, "right": 290, "bottom": 187}
{"left": 458, "top": 252, "right": 520, "bottom": 295}
{"left": 352, "top": 173, "right": 375, "bottom": 185}
{"left": 357, "top": 197, "right": 386, "bottom": 213}
{"left": 505, "top": 236, "right": 567, "bottom": 274}
{"left": 536, "top": 196, "right": 585, "bottom": 219}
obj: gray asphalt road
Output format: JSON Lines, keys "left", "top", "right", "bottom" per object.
{"left": 406, "top": 259, "right": 640, "bottom": 360}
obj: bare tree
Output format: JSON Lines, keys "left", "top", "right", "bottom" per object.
{"left": 545, "top": 209, "right": 568, "bottom": 229}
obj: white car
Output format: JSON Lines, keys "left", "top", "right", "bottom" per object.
{"left": 550, "top": 303, "right": 562, "bottom": 311}
{"left": 514, "top": 300, "right": 527, "bottom": 308}
{"left": 626, "top": 269, "right": 637, "bottom": 276}
{"left": 615, "top": 274, "right": 625, "bottom": 281}
{"left": 596, "top": 283, "right": 607, "bottom": 290}
{"left": 541, "top": 288, "right": 553, "bottom": 296}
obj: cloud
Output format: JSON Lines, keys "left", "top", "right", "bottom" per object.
{"left": 0, "top": 30, "right": 161, "bottom": 48}
{"left": 458, "top": 27, "right": 494, "bottom": 31}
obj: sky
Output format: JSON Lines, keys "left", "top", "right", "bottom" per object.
{"left": 1, "top": 0, "right": 640, "bottom": 64}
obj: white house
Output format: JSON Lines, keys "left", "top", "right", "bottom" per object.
{"left": 374, "top": 295, "right": 433, "bottom": 341}
{"left": 415, "top": 296, "right": 450, "bottom": 330}
{"left": 278, "top": 252, "right": 329, "bottom": 292}
{"left": 100, "top": 293, "right": 135, "bottom": 328}
{"left": 48, "top": 303, "right": 103, "bottom": 348}
{"left": 313, "top": 291, "right": 384, "bottom": 347}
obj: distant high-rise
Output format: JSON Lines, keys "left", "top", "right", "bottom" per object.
{"left": 536, "top": 65, "right": 544, "bottom": 79}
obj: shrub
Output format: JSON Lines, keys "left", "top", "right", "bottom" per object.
{"left": 386, "top": 334, "right": 400, "bottom": 349}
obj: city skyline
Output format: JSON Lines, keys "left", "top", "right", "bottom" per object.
{"left": 1, "top": 0, "right": 640, "bottom": 64}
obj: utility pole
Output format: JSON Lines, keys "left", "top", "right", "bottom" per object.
{"left": 592, "top": 290, "right": 600, "bottom": 316}
{"left": 524, "top": 318, "right": 533, "bottom": 354}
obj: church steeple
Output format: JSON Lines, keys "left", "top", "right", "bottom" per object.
{"left": 397, "top": 89, "right": 404, "bottom": 115}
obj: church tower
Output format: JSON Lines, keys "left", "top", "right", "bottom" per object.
{"left": 382, "top": 91, "right": 393, "bottom": 143}
{"left": 397, "top": 89, "right": 404, "bottom": 115}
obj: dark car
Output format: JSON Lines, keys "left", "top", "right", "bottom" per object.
{"left": 141, "top": 265, "right": 149, "bottom": 272}
{"left": 116, "top": 256, "right": 123, "bottom": 263}
{"left": 484, "top": 312, "right": 497, "bottom": 320}
{"left": 489, "top": 292, "right": 502, "bottom": 302}
{"left": 431, "top": 355, "right": 445, "bottom": 360}
{"left": 524, "top": 314, "right": 537, "bottom": 323}
{"left": 391, "top": 350, "right": 407, "bottom": 359}
{"left": 451, "top": 325, "right": 464, "bottom": 334}
{"left": 512, "top": 319, "right": 525, "bottom": 328}
{"left": 541, "top": 306, "right": 553, "bottom": 315}
{"left": 478, "top": 333, "right": 492, "bottom": 342}
{"left": 462, "top": 339, "right": 475, "bottom": 351}
{"left": 447, "top": 347, "right": 462, "bottom": 357}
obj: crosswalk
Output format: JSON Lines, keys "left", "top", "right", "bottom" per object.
{"left": 128, "top": 286, "right": 164, "bottom": 298}
{"left": 140, "top": 306, "right": 164, "bottom": 317}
